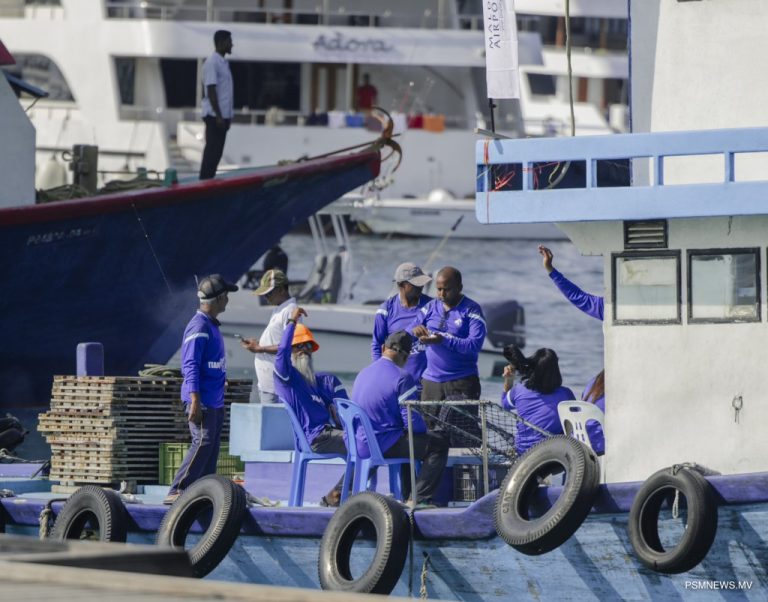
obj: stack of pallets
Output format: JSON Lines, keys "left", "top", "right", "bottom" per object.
{"left": 39, "top": 375, "right": 251, "bottom": 491}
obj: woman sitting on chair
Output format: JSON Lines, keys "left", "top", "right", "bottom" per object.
{"left": 581, "top": 370, "right": 605, "bottom": 455}
{"left": 501, "top": 345, "right": 575, "bottom": 456}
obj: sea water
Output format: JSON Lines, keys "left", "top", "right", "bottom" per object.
{"left": 274, "top": 232, "right": 604, "bottom": 402}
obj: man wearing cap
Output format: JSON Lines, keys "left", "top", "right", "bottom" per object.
{"left": 372, "top": 263, "right": 432, "bottom": 391}
{"left": 353, "top": 331, "right": 449, "bottom": 505}
{"left": 274, "top": 306, "right": 350, "bottom": 506}
{"left": 241, "top": 269, "right": 296, "bottom": 403}
{"left": 165, "top": 274, "right": 238, "bottom": 504}
{"left": 408, "top": 266, "right": 486, "bottom": 446}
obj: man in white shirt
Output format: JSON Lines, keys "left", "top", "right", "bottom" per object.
{"left": 199, "top": 29, "right": 234, "bottom": 180}
{"left": 241, "top": 269, "right": 297, "bottom": 403}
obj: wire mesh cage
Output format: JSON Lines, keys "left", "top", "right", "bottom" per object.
{"left": 402, "top": 399, "right": 518, "bottom": 500}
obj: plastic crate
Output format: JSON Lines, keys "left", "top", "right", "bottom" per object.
{"left": 158, "top": 442, "right": 244, "bottom": 485}
{"left": 452, "top": 464, "right": 510, "bottom": 502}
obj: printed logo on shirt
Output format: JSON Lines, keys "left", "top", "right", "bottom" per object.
{"left": 207, "top": 357, "right": 226, "bottom": 371}
{"left": 454, "top": 318, "right": 463, "bottom": 326}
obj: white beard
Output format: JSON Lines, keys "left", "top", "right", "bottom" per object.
{"left": 292, "top": 353, "right": 316, "bottom": 387}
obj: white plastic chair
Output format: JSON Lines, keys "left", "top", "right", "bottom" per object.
{"left": 557, "top": 401, "right": 606, "bottom": 482}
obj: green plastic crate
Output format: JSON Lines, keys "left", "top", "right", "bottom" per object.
{"left": 158, "top": 442, "right": 244, "bottom": 485}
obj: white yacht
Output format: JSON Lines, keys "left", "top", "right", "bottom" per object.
{"left": 0, "top": 0, "right": 628, "bottom": 201}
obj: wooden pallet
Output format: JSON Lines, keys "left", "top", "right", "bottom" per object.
{"left": 42, "top": 376, "right": 249, "bottom": 486}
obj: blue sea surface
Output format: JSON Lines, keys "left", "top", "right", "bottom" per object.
{"left": 276, "top": 232, "right": 605, "bottom": 402}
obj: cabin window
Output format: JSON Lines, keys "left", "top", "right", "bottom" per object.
{"left": 3, "top": 53, "right": 73, "bottom": 101}
{"left": 688, "top": 249, "right": 760, "bottom": 323}
{"left": 612, "top": 252, "right": 680, "bottom": 324}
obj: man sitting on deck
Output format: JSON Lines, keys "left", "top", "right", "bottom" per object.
{"left": 352, "top": 331, "right": 449, "bottom": 506}
{"left": 274, "top": 306, "right": 349, "bottom": 507}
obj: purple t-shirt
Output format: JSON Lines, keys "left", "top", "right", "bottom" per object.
{"left": 581, "top": 374, "right": 606, "bottom": 455}
{"left": 502, "top": 383, "right": 575, "bottom": 455}
{"left": 372, "top": 293, "right": 431, "bottom": 386}
{"left": 180, "top": 311, "right": 226, "bottom": 409}
{"left": 351, "top": 357, "right": 425, "bottom": 457}
{"left": 407, "top": 296, "right": 486, "bottom": 382}
{"left": 273, "top": 321, "right": 349, "bottom": 445}
{"left": 549, "top": 269, "right": 604, "bottom": 321}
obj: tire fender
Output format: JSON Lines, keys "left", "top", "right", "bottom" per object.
{"left": 628, "top": 465, "right": 718, "bottom": 574}
{"left": 156, "top": 474, "right": 247, "bottom": 578}
{"left": 51, "top": 485, "right": 128, "bottom": 542}
{"left": 319, "top": 491, "right": 410, "bottom": 594}
{"left": 494, "top": 435, "right": 600, "bottom": 555}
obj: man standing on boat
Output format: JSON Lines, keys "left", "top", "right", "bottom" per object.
{"left": 241, "top": 269, "right": 296, "bottom": 404}
{"left": 274, "top": 306, "right": 350, "bottom": 506}
{"left": 539, "top": 245, "right": 604, "bottom": 320}
{"left": 199, "top": 30, "right": 234, "bottom": 180}
{"left": 165, "top": 274, "right": 239, "bottom": 504}
{"left": 372, "top": 263, "right": 432, "bottom": 392}
{"left": 408, "top": 266, "right": 486, "bottom": 446}
{"left": 353, "top": 331, "right": 449, "bottom": 505}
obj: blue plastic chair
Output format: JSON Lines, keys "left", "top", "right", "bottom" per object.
{"left": 334, "top": 398, "right": 417, "bottom": 503}
{"left": 280, "top": 398, "right": 345, "bottom": 507}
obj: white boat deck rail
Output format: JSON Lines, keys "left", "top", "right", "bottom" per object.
{"left": 475, "top": 127, "right": 768, "bottom": 224}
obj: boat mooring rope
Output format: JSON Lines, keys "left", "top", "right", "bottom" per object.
{"left": 420, "top": 552, "right": 432, "bottom": 599}
{"left": 408, "top": 508, "right": 415, "bottom": 596}
{"left": 38, "top": 498, "right": 67, "bottom": 539}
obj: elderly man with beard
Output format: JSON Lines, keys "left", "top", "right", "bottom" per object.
{"left": 274, "top": 306, "right": 349, "bottom": 506}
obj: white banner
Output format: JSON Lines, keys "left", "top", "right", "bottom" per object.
{"left": 482, "top": 0, "right": 520, "bottom": 99}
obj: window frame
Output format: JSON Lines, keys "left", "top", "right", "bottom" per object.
{"left": 611, "top": 250, "right": 681, "bottom": 325}
{"left": 686, "top": 247, "right": 761, "bottom": 324}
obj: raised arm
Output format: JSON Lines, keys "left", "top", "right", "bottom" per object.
{"left": 274, "top": 306, "right": 306, "bottom": 381}
{"left": 548, "top": 269, "right": 604, "bottom": 321}
{"left": 539, "top": 245, "right": 604, "bottom": 321}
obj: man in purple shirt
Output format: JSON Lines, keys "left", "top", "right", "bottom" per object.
{"left": 165, "top": 274, "right": 238, "bottom": 504}
{"left": 539, "top": 245, "right": 604, "bottom": 321}
{"left": 372, "top": 262, "right": 432, "bottom": 390}
{"left": 274, "top": 306, "right": 350, "bottom": 506}
{"left": 409, "top": 266, "right": 486, "bottom": 446}
{"left": 353, "top": 331, "right": 449, "bottom": 504}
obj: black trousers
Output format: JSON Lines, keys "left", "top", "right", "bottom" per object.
{"left": 421, "top": 375, "right": 481, "bottom": 448}
{"left": 199, "top": 117, "right": 230, "bottom": 180}
{"left": 385, "top": 431, "right": 449, "bottom": 502}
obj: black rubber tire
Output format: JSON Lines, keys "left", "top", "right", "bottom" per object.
{"left": 156, "top": 475, "right": 247, "bottom": 578}
{"left": 494, "top": 435, "right": 600, "bottom": 555}
{"left": 51, "top": 485, "right": 128, "bottom": 542}
{"left": 628, "top": 466, "right": 718, "bottom": 574}
{"left": 318, "top": 491, "right": 410, "bottom": 594}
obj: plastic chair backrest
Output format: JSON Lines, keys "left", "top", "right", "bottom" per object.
{"left": 557, "top": 401, "right": 605, "bottom": 451}
{"left": 282, "top": 399, "right": 314, "bottom": 454}
{"left": 334, "top": 398, "right": 387, "bottom": 462}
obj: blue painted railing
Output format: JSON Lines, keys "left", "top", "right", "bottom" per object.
{"left": 475, "top": 127, "right": 768, "bottom": 224}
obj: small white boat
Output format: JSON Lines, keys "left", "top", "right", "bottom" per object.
{"left": 167, "top": 201, "right": 526, "bottom": 379}
{"left": 215, "top": 293, "right": 523, "bottom": 380}
{"left": 353, "top": 188, "right": 567, "bottom": 239}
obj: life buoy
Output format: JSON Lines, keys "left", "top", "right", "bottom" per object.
{"left": 319, "top": 491, "right": 410, "bottom": 594}
{"left": 156, "top": 474, "right": 247, "bottom": 578}
{"left": 494, "top": 435, "right": 600, "bottom": 555}
{"left": 628, "top": 465, "right": 718, "bottom": 573}
{"left": 51, "top": 485, "right": 128, "bottom": 542}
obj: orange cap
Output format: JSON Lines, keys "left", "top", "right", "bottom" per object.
{"left": 292, "top": 323, "right": 319, "bottom": 352}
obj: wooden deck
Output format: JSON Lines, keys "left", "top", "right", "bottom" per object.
{"left": 0, "top": 534, "right": 421, "bottom": 601}
{"left": 1, "top": 561, "right": 417, "bottom": 601}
